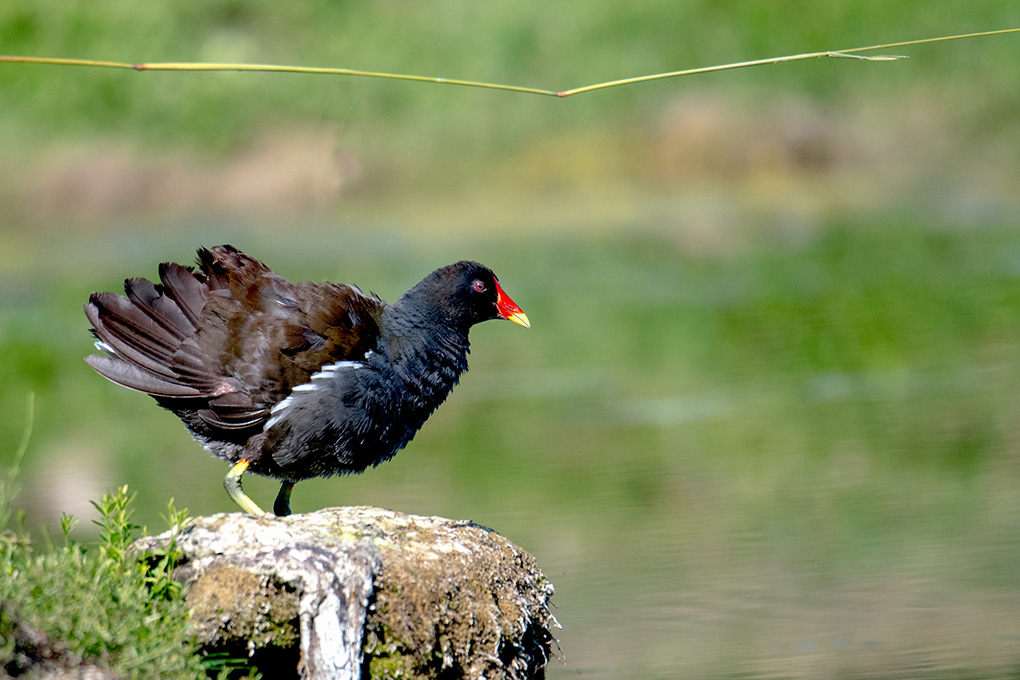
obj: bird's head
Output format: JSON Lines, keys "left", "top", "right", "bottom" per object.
{"left": 408, "top": 261, "right": 530, "bottom": 332}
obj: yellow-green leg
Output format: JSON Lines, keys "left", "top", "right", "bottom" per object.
{"left": 274, "top": 481, "right": 295, "bottom": 517}
{"left": 223, "top": 460, "right": 266, "bottom": 516}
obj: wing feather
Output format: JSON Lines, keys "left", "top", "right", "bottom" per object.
{"left": 85, "top": 245, "right": 387, "bottom": 435}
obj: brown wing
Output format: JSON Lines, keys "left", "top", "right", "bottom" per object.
{"left": 85, "top": 245, "right": 385, "bottom": 432}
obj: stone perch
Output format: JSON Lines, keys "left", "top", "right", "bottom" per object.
{"left": 134, "top": 506, "right": 557, "bottom": 680}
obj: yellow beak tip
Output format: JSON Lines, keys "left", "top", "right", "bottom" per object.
{"left": 508, "top": 312, "right": 531, "bottom": 329}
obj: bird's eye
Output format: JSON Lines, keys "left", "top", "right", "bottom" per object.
{"left": 471, "top": 280, "right": 486, "bottom": 293}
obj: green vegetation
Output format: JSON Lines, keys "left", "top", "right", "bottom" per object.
{"left": 0, "top": 408, "right": 208, "bottom": 679}
{"left": 2, "top": 2, "right": 1020, "bottom": 677}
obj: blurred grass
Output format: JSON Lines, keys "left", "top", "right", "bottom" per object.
{"left": 2, "top": 2, "right": 1020, "bottom": 678}
{"left": 2, "top": 2, "right": 1019, "bottom": 162}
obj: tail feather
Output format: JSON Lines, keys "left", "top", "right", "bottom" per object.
{"left": 92, "top": 293, "right": 180, "bottom": 361}
{"left": 85, "top": 263, "right": 230, "bottom": 399}
{"left": 84, "top": 354, "right": 201, "bottom": 398}
{"left": 200, "top": 392, "right": 270, "bottom": 429}
{"left": 162, "top": 344, "right": 226, "bottom": 391}
{"left": 172, "top": 337, "right": 213, "bottom": 377}
{"left": 124, "top": 277, "right": 193, "bottom": 340}
{"left": 157, "top": 262, "right": 208, "bottom": 328}
{"left": 85, "top": 298, "right": 180, "bottom": 381}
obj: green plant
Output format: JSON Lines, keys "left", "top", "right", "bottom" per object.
{"left": 0, "top": 397, "right": 212, "bottom": 679}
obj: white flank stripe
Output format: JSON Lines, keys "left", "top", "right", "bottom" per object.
{"left": 309, "top": 360, "right": 363, "bottom": 381}
{"left": 269, "top": 395, "right": 295, "bottom": 416}
{"left": 264, "top": 360, "right": 366, "bottom": 432}
{"left": 265, "top": 396, "right": 294, "bottom": 430}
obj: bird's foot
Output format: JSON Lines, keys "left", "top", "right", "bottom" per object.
{"left": 223, "top": 459, "right": 267, "bottom": 516}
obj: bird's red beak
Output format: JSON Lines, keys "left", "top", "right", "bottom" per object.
{"left": 494, "top": 280, "right": 530, "bottom": 328}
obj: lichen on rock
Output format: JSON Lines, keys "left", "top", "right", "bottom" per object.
{"left": 136, "top": 506, "right": 556, "bottom": 680}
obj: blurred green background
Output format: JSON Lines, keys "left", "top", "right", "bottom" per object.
{"left": 3, "top": 2, "right": 1020, "bottom": 678}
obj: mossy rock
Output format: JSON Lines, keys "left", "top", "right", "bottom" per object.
{"left": 137, "top": 506, "right": 556, "bottom": 680}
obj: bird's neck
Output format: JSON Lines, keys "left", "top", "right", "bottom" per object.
{"left": 379, "top": 304, "right": 471, "bottom": 401}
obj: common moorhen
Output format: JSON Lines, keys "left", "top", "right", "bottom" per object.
{"left": 84, "top": 245, "right": 529, "bottom": 516}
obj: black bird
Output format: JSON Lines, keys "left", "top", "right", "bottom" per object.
{"left": 84, "top": 245, "right": 529, "bottom": 516}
